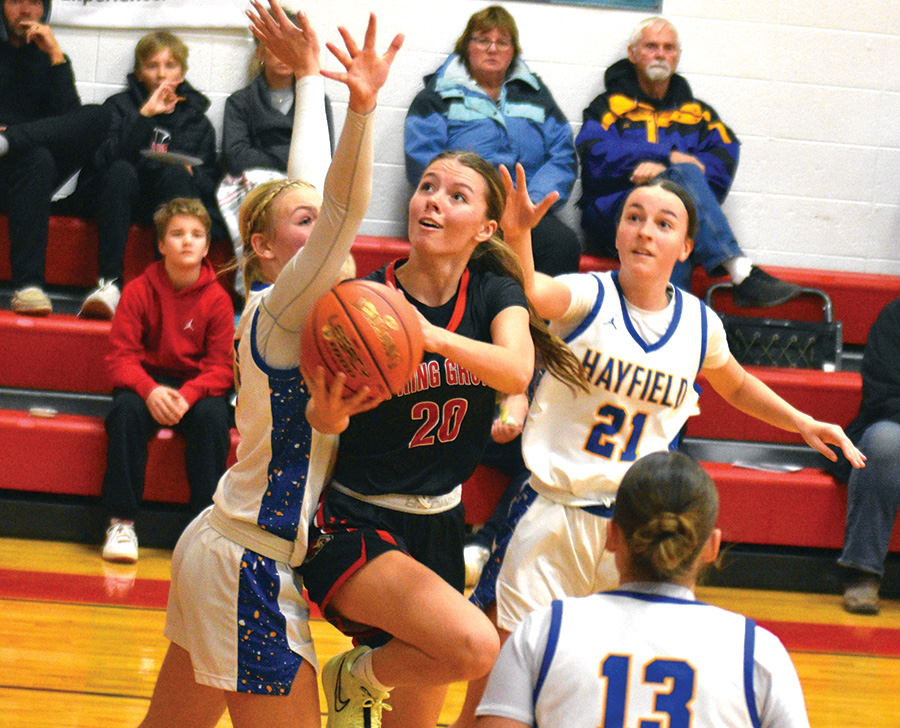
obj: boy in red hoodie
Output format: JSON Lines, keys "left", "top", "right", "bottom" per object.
{"left": 101, "top": 197, "right": 234, "bottom": 563}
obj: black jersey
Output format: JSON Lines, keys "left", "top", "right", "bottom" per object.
{"left": 330, "top": 260, "right": 528, "bottom": 497}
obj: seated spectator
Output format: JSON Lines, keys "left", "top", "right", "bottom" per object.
{"left": 100, "top": 198, "right": 234, "bottom": 564}
{"left": 217, "top": 11, "right": 334, "bottom": 295}
{"left": 78, "top": 30, "right": 220, "bottom": 320}
{"left": 576, "top": 16, "right": 800, "bottom": 307}
{"left": 477, "top": 451, "right": 811, "bottom": 728}
{"left": 0, "top": 0, "right": 108, "bottom": 315}
{"left": 404, "top": 5, "right": 581, "bottom": 277}
{"left": 829, "top": 297, "right": 900, "bottom": 615}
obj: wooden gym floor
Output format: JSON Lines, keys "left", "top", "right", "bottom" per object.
{"left": 1, "top": 537, "right": 899, "bottom": 727}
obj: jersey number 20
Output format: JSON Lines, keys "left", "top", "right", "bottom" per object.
{"left": 409, "top": 398, "right": 468, "bottom": 447}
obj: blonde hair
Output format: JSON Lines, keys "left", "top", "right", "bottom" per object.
{"left": 236, "top": 177, "right": 317, "bottom": 292}
{"left": 614, "top": 451, "right": 718, "bottom": 581}
{"left": 134, "top": 30, "right": 189, "bottom": 75}
{"left": 153, "top": 198, "right": 211, "bottom": 241}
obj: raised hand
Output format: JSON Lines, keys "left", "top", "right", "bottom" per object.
{"left": 247, "top": 0, "right": 320, "bottom": 79}
{"left": 22, "top": 21, "right": 64, "bottom": 64}
{"left": 140, "top": 80, "right": 184, "bottom": 117}
{"left": 323, "top": 14, "right": 404, "bottom": 115}
{"left": 499, "top": 163, "right": 558, "bottom": 243}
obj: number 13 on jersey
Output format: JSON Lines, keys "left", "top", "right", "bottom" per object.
{"left": 600, "top": 653, "right": 696, "bottom": 728}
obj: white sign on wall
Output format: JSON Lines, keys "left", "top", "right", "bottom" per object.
{"left": 52, "top": 0, "right": 252, "bottom": 30}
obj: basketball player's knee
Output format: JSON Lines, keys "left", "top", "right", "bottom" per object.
{"left": 445, "top": 619, "right": 500, "bottom": 680}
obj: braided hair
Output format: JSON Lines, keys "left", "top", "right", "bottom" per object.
{"left": 237, "top": 178, "right": 318, "bottom": 293}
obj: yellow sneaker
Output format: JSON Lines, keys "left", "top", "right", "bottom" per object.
{"left": 321, "top": 645, "right": 391, "bottom": 728}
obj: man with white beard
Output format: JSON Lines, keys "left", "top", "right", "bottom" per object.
{"left": 576, "top": 17, "right": 799, "bottom": 307}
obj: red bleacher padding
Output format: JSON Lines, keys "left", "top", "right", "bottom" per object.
{"left": 461, "top": 464, "right": 511, "bottom": 525}
{"left": 708, "top": 461, "right": 900, "bottom": 551}
{"left": 0, "top": 310, "right": 113, "bottom": 393}
{"left": 0, "top": 409, "right": 238, "bottom": 504}
{"left": 688, "top": 368, "right": 863, "bottom": 443}
{"left": 578, "top": 254, "right": 900, "bottom": 346}
{"left": 0, "top": 215, "right": 234, "bottom": 289}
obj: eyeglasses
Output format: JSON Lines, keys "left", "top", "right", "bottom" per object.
{"left": 469, "top": 36, "right": 512, "bottom": 51}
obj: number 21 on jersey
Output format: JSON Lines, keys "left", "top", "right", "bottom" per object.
{"left": 584, "top": 404, "right": 649, "bottom": 462}
{"left": 600, "top": 653, "right": 696, "bottom": 728}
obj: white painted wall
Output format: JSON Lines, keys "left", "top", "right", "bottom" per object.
{"left": 55, "top": 0, "right": 900, "bottom": 274}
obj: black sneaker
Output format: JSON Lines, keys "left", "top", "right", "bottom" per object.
{"left": 732, "top": 266, "right": 802, "bottom": 308}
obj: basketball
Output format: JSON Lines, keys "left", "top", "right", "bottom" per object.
{"left": 300, "top": 279, "right": 425, "bottom": 399}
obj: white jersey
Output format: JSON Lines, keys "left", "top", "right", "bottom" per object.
{"left": 212, "top": 108, "right": 373, "bottom": 565}
{"left": 523, "top": 271, "right": 728, "bottom": 505}
{"left": 163, "top": 106, "right": 374, "bottom": 693}
{"left": 479, "top": 582, "right": 811, "bottom": 728}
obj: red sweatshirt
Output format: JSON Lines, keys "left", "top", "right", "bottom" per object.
{"left": 106, "top": 259, "right": 235, "bottom": 406}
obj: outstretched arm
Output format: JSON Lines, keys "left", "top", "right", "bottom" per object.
{"left": 703, "top": 355, "right": 866, "bottom": 468}
{"left": 247, "top": 0, "right": 330, "bottom": 187}
{"left": 499, "top": 163, "right": 571, "bottom": 321}
{"left": 250, "top": 7, "right": 402, "bottom": 369}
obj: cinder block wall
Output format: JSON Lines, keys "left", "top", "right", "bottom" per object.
{"left": 56, "top": 0, "right": 900, "bottom": 274}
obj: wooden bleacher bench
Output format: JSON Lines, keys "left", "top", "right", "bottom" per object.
{"left": 3, "top": 222, "right": 900, "bottom": 558}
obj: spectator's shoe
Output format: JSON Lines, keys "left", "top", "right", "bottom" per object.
{"left": 80, "top": 279, "right": 121, "bottom": 320}
{"left": 732, "top": 267, "right": 802, "bottom": 308}
{"left": 102, "top": 520, "right": 138, "bottom": 564}
{"left": 321, "top": 646, "right": 391, "bottom": 728}
{"left": 843, "top": 575, "right": 880, "bottom": 615}
{"left": 464, "top": 543, "right": 491, "bottom": 589}
{"left": 11, "top": 286, "right": 52, "bottom": 316}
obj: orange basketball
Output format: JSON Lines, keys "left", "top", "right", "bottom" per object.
{"left": 300, "top": 279, "right": 425, "bottom": 399}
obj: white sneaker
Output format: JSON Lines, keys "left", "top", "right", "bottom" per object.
{"left": 464, "top": 544, "right": 491, "bottom": 588}
{"left": 11, "top": 286, "right": 52, "bottom": 316}
{"left": 80, "top": 279, "right": 121, "bottom": 319}
{"left": 321, "top": 645, "right": 391, "bottom": 728}
{"left": 102, "top": 519, "right": 138, "bottom": 563}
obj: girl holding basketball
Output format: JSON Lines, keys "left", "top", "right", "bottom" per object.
{"left": 300, "top": 152, "right": 586, "bottom": 728}
{"left": 450, "top": 167, "right": 865, "bottom": 728}
{"left": 138, "top": 4, "right": 402, "bottom": 728}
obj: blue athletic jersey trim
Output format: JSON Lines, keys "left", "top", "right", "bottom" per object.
{"left": 533, "top": 599, "right": 564, "bottom": 711}
{"left": 605, "top": 589, "right": 705, "bottom": 607}
{"left": 564, "top": 272, "right": 605, "bottom": 344}
{"left": 614, "top": 273, "right": 684, "bottom": 353}
{"left": 581, "top": 502, "right": 615, "bottom": 518}
{"left": 698, "top": 301, "right": 709, "bottom": 375}
{"left": 248, "top": 297, "right": 305, "bottom": 379}
{"left": 744, "top": 618, "right": 762, "bottom": 728}
{"left": 236, "top": 549, "right": 302, "bottom": 693}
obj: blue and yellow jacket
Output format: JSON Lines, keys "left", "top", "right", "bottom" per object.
{"left": 576, "top": 58, "right": 739, "bottom": 248}
{"left": 404, "top": 53, "right": 576, "bottom": 206}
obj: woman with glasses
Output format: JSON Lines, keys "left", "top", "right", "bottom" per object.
{"left": 404, "top": 5, "right": 581, "bottom": 277}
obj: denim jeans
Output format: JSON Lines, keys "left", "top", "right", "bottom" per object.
{"left": 838, "top": 420, "right": 900, "bottom": 577}
{"left": 660, "top": 163, "right": 744, "bottom": 290}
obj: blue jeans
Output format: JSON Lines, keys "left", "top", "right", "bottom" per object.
{"left": 838, "top": 420, "right": 900, "bottom": 577}
{"left": 660, "top": 163, "right": 743, "bottom": 290}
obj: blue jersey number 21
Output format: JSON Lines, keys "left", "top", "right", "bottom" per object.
{"left": 584, "top": 405, "right": 648, "bottom": 462}
{"left": 601, "top": 653, "right": 695, "bottom": 728}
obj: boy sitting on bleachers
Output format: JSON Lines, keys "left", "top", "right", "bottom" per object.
{"left": 100, "top": 198, "right": 234, "bottom": 563}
